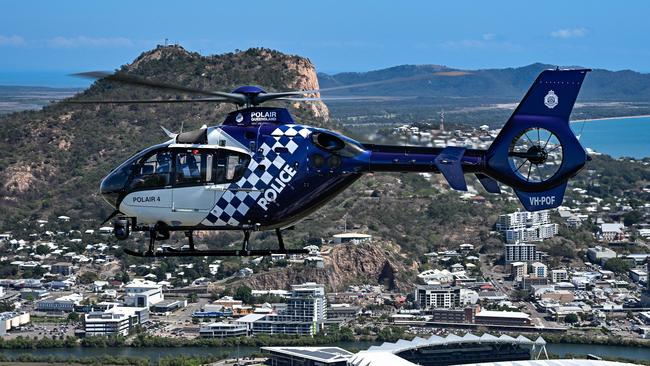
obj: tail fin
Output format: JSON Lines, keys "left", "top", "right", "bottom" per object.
{"left": 485, "top": 68, "right": 590, "bottom": 211}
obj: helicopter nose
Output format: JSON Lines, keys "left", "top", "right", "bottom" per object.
{"left": 100, "top": 169, "right": 129, "bottom": 209}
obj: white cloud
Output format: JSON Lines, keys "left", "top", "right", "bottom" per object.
{"left": 47, "top": 36, "right": 134, "bottom": 48}
{"left": 482, "top": 33, "right": 496, "bottom": 41}
{"left": 550, "top": 28, "right": 588, "bottom": 39}
{"left": 0, "top": 35, "right": 25, "bottom": 46}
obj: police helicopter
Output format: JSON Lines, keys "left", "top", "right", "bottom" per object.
{"left": 69, "top": 68, "right": 591, "bottom": 257}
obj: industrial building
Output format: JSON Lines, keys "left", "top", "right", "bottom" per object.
{"left": 35, "top": 293, "right": 83, "bottom": 313}
{"left": 0, "top": 312, "right": 30, "bottom": 336}
{"left": 124, "top": 279, "right": 163, "bottom": 307}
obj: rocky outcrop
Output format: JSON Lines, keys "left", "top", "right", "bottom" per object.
{"left": 235, "top": 242, "right": 413, "bottom": 292}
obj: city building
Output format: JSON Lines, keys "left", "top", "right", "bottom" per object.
{"left": 497, "top": 210, "right": 558, "bottom": 244}
{"left": 251, "top": 283, "right": 327, "bottom": 336}
{"left": 630, "top": 269, "right": 648, "bottom": 283}
{"left": 327, "top": 303, "right": 360, "bottom": 320}
{"left": 35, "top": 293, "right": 83, "bottom": 313}
{"left": 504, "top": 243, "right": 538, "bottom": 263}
{"left": 550, "top": 269, "right": 568, "bottom": 283}
{"left": 599, "top": 223, "right": 625, "bottom": 242}
{"left": 511, "top": 262, "right": 527, "bottom": 281}
{"left": 151, "top": 299, "right": 186, "bottom": 315}
{"left": 84, "top": 306, "right": 149, "bottom": 336}
{"left": 428, "top": 306, "right": 478, "bottom": 324}
{"left": 50, "top": 262, "right": 74, "bottom": 276}
{"left": 0, "top": 312, "right": 30, "bottom": 336}
{"left": 587, "top": 246, "right": 617, "bottom": 265}
{"left": 414, "top": 285, "right": 477, "bottom": 310}
{"left": 199, "top": 322, "right": 247, "bottom": 338}
{"left": 531, "top": 262, "right": 547, "bottom": 278}
{"left": 474, "top": 310, "right": 532, "bottom": 326}
{"left": 124, "top": 279, "right": 163, "bottom": 307}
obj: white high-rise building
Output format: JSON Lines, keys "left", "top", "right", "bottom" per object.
{"left": 497, "top": 210, "right": 558, "bottom": 244}
{"left": 251, "top": 282, "right": 327, "bottom": 336}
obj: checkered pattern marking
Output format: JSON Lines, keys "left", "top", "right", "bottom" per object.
{"left": 202, "top": 124, "right": 312, "bottom": 227}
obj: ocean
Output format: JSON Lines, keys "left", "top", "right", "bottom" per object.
{"left": 571, "top": 116, "right": 650, "bottom": 158}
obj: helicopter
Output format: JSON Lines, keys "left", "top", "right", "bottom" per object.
{"left": 69, "top": 68, "right": 591, "bottom": 257}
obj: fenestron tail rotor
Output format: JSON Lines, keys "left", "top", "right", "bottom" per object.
{"left": 508, "top": 127, "right": 564, "bottom": 183}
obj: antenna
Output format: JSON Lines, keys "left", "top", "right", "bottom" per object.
{"left": 440, "top": 110, "right": 445, "bottom": 132}
{"left": 164, "top": 38, "right": 168, "bottom": 46}
{"left": 180, "top": 121, "right": 184, "bottom": 134}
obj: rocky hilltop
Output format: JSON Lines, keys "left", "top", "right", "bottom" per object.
{"left": 0, "top": 46, "right": 329, "bottom": 228}
{"left": 225, "top": 241, "right": 416, "bottom": 292}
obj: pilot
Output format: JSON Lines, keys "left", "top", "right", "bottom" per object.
{"left": 156, "top": 152, "right": 172, "bottom": 185}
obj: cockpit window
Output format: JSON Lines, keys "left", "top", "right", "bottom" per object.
{"left": 176, "top": 151, "right": 208, "bottom": 185}
{"left": 130, "top": 151, "right": 173, "bottom": 189}
{"left": 214, "top": 151, "right": 250, "bottom": 183}
{"left": 125, "top": 147, "right": 251, "bottom": 190}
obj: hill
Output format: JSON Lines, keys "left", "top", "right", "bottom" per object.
{"left": 0, "top": 45, "right": 329, "bottom": 228}
{"left": 319, "top": 63, "right": 650, "bottom": 101}
{"left": 318, "top": 63, "right": 650, "bottom": 125}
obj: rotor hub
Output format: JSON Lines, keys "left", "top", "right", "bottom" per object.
{"left": 526, "top": 145, "right": 548, "bottom": 164}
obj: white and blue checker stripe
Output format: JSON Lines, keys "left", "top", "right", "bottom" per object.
{"left": 202, "top": 124, "right": 311, "bottom": 227}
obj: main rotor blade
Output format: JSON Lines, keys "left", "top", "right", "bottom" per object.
{"left": 252, "top": 91, "right": 313, "bottom": 105}
{"left": 308, "top": 72, "right": 461, "bottom": 94}
{"left": 72, "top": 71, "right": 247, "bottom": 104}
{"left": 63, "top": 97, "right": 232, "bottom": 104}
{"left": 277, "top": 96, "right": 416, "bottom": 102}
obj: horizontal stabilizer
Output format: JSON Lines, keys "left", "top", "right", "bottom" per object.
{"left": 434, "top": 146, "right": 467, "bottom": 191}
{"left": 475, "top": 173, "right": 501, "bottom": 194}
{"left": 514, "top": 183, "right": 567, "bottom": 212}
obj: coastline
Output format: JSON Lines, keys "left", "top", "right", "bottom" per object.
{"left": 571, "top": 114, "right": 650, "bottom": 123}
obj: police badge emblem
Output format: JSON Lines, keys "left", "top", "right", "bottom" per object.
{"left": 544, "top": 90, "right": 558, "bottom": 109}
{"left": 235, "top": 113, "right": 244, "bottom": 123}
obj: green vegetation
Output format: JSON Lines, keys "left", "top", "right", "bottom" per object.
{"left": 604, "top": 257, "right": 632, "bottom": 274}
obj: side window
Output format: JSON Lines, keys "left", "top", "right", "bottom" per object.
{"left": 213, "top": 151, "right": 250, "bottom": 184}
{"left": 175, "top": 150, "right": 212, "bottom": 185}
{"left": 130, "top": 150, "right": 172, "bottom": 189}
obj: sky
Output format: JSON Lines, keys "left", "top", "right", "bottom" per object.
{"left": 1, "top": 0, "right": 650, "bottom": 86}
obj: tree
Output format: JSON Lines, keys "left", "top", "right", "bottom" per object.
{"left": 565, "top": 313, "right": 579, "bottom": 324}
{"left": 67, "top": 312, "right": 80, "bottom": 322}
{"left": 234, "top": 285, "right": 253, "bottom": 304}
{"left": 78, "top": 272, "right": 99, "bottom": 284}
{"left": 604, "top": 258, "right": 631, "bottom": 274}
{"left": 35, "top": 245, "right": 50, "bottom": 255}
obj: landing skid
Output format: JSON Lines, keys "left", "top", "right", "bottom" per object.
{"left": 124, "top": 228, "right": 308, "bottom": 257}
{"left": 123, "top": 248, "right": 309, "bottom": 257}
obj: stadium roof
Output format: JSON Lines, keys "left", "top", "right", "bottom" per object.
{"left": 366, "top": 332, "right": 545, "bottom": 355}
{"left": 462, "top": 360, "right": 639, "bottom": 366}
{"left": 262, "top": 346, "right": 353, "bottom": 364}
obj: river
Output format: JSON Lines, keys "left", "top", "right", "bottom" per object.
{"left": 571, "top": 116, "right": 650, "bottom": 158}
{"left": 2, "top": 341, "right": 650, "bottom": 363}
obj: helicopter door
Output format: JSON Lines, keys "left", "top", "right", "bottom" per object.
{"left": 171, "top": 150, "right": 217, "bottom": 218}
